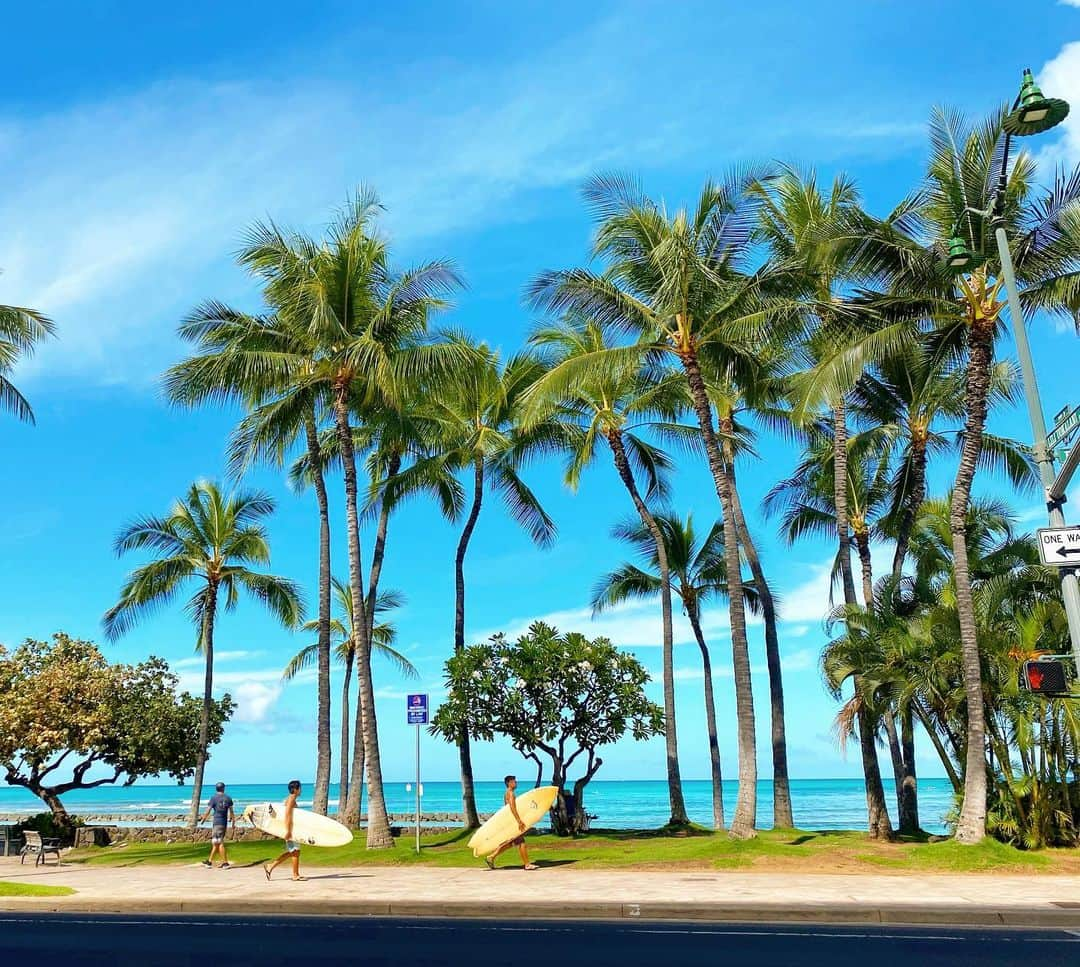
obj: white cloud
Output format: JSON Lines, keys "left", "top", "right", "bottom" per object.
{"left": 1, "top": 17, "right": 677, "bottom": 387}
{"left": 479, "top": 598, "right": 732, "bottom": 649}
{"left": 230, "top": 682, "right": 282, "bottom": 724}
{"left": 374, "top": 684, "right": 447, "bottom": 701}
{"left": 1035, "top": 43, "right": 1080, "bottom": 170}
{"left": 173, "top": 649, "right": 263, "bottom": 669}
{"left": 1060, "top": 1, "right": 1080, "bottom": 8}
{"left": 652, "top": 647, "right": 814, "bottom": 685}
{"left": 177, "top": 666, "right": 295, "bottom": 690}
{"left": 484, "top": 554, "right": 847, "bottom": 649}
{"left": 774, "top": 559, "right": 837, "bottom": 627}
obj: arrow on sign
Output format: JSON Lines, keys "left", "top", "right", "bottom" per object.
{"left": 1056, "top": 546, "right": 1080, "bottom": 559}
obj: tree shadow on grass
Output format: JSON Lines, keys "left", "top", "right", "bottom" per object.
{"left": 783, "top": 830, "right": 855, "bottom": 846}
{"left": 581, "top": 826, "right": 715, "bottom": 842}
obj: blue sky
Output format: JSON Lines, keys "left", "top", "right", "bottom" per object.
{"left": 3, "top": 1, "right": 1080, "bottom": 791}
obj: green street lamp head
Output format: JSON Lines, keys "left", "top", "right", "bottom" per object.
{"left": 945, "top": 236, "right": 983, "bottom": 274}
{"left": 1003, "top": 68, "right": 1069, "bottom": 136}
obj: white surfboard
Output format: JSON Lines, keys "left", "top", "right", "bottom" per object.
{"left": 468, "top": 785, "right": 559, "bottom": 857}
{"left": 244, "top": 802, "right": 354, "bottom": 848}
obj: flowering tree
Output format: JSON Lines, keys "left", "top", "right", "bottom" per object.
{"left": 431, "top": 621, "right": 664, "bottom": 834}
{"left": 0, "top": 633, "right": 233, "bottom": 828}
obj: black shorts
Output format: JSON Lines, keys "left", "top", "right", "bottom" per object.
{"left": 509, "top": 835, "right": 525, "bottom": 846}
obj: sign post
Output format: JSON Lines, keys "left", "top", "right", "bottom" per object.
{"left": 1036, "top": 526, "right": 1080, "bottom": 566}
{"left": 406, "top": 694, "right": 428, "bottom": 854}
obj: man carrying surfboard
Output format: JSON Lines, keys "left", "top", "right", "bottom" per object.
{"left": 263, "top": 780, "right": 304, "bottom": 882}
{"left": 484, "top": 776, "right": 538, "bottom": 871}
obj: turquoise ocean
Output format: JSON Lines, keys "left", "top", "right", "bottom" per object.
{"left": 0, "top": 778, "right": 956, "bottom": 834}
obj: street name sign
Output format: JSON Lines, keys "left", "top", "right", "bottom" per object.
{"left": 1036, "top": 526, "right": 1080, "bottom": 565}
{"left": 1047, "top": 404, "right": 1080, "bottom": 452}
{"left": 407, "top": 693, "right": 429, "bottom": 725}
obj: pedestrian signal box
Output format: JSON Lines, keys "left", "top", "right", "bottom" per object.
{"left": 1019, "top": 659, "right": 1070, "bottom": 696}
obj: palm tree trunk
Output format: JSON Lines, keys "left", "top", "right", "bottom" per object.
{"left": 607, "top": 430, "right": 688, "bottom": 826}
{"left": 332, "top": 381, "right": 393, "bottom": 848}
{"left": 338, "top": 650, "right": 353, "bottom": 813}
{"left": 832, "top": 402, "right": 859, "bottom": 606}
{"left": 889, "top": 431, "right": 928, "bottom": 578}
{"left": 678, "top": 347, "right": 756, "bottom": 838}
{"left": 304, "top": 412, "right": 333, "bottom": 816}
{"left": 834, "top": 403, "right": 892, "bottom": 840}
{"left": 914, "top": 701, "right": 961, "bottom": 794}
{"left": 952, "top": 322, "right": 994, "bottom": 846}
{"left": 856, "top": 699, "right": 893, "bottom": 839}
{"left": 343, "top": 452, "right": 402, "bottom": 824}
{"left": 887, "top": 435, "right": 927, "bottom": 835}
{"left": 729, "top": 465, "right": 793, "bottom": 829}
{"left": 853, "top": 530, "right": 875, "bottom": 612}
{"left": 687, "top": 603, "right": 724, "bottom": 830}
{"left": 882, "top": 712, "right": 905, "bottom": 818}
{"left": 898, "top": 707, "right": 920, "bottom": 833}
{"left": 454, "top": 454, "right": 485, "bottom": 829}
{"left": 344, "top": 689, "right": 366, "bottom": 825}
{"left": 188, "top": 585, "right": 217, "bottom": 829}
{"left": 366, "top": 451, "right": 401, "bottom": 630}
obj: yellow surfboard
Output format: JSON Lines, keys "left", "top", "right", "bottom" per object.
{"left": 468, "top": 785, "right": 559, "bottom": 857}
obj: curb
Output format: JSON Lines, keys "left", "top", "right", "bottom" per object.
{"left": 2, "top": 897, "right": 1079, "bottom": 928}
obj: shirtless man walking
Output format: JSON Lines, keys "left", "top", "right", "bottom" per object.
{"left": 263, "top": 779, "right": 304, "bottom": 882}
{"left": 484, "top": 775, "right": 538, "bottom": 871}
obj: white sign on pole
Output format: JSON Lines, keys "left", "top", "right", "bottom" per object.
{"left": 1036, "top": 526, "right": 1080, "bottom": 566}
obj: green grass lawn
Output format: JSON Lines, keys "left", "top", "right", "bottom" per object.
{"left": 65, "top": 827, "right": 1074, "bottom": 874}
{"left": 0, "top": 881, "right": 75, "bottom": 897}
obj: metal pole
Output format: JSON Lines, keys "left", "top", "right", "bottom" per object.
{"left": 415, "top": 724, "right": 421, "bottom": 854}
{"left": 993, "top": 223, "right": 1080, "bottom": 676}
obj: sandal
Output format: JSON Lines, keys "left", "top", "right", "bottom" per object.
{"left": 263, "top": 865, "right": 272, "bottom": 881}
{"left": 484, "top": 856, "right": 495, "bottom": 871}
{"left": 524, "top": 864, "right": 538, "bottom": 870}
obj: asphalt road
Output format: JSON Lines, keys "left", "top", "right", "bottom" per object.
{"left": 0, "top": 914, "right": 1078, "bottom": 966}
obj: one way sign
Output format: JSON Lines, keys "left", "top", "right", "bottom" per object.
{"left": 1036, "top": 526, "right": 1080, "bottom": 565}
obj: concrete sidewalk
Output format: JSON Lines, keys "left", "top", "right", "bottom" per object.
{"left": 2, "top": 857, "right": 1079, "bottom": 927}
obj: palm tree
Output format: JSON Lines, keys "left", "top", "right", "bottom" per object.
{"left": 791, "top": 112, "right": 1080, "bottom": 842}
{"left": 282, "top": 578, "right": 417, "bottom": 811}
{"left": 237, "top": 190, "right": 463, "bottom": 847}
{"left": 523, "top": 317, "right": 692, "bottom": 826}
{"left": 164, "top": 306, "right": 337, "bottom": 815}
{"left": 530, "top": 173, "right": 783, "bottom": 837}
{"left": 764, "top": 426, "right": 895, "bottom": 837}
{"left": 918, "top": 108, "right": 1080, "bottom": 843}
{"left": 396, "top": 334, "right": 557, "bottom": 827}
{"left": 704, "top": 349, "right": 796, "bottom": 829}
{"left": 103, "top": 481, "right": 304, "bottom": 827}
{"left": 1, "top": 282, "right": 55, "bottom": 423}
{"left": 881, "top": 498, "right": 1076, "bottom": 846}
{"left": 847, "top": 346, "right": 1034, "bottom": 833}
{"left": 593, "top": 512, "right": 761, "bottom": 830}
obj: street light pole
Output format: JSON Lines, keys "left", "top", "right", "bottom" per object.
{"left": 992, "top": 219, "right": 1080, "bottom": 676}
{"left": 942, "top": 70, "right": 1080, "bottom": 676}
{"left": 983, "top": 67, "right": 1080, "bottom": 675}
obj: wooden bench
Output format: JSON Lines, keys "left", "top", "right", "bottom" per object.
{"left": 20, "top": 830, "right": 61, "bottom": 866}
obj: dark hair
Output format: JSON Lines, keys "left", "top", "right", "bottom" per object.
{"left": 288, "top": 780, "right": 301, "bottom": 793}
{"left": 215, "top": 782, "right": 225, "bottom": 792}
{"left": 504, "top": 775, "right": 516, "bottom": 786}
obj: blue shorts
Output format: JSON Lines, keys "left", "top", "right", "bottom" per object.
{"left": 211, "top": 827, "right": 227, "bottom": 844}
{"left": 285, "top": 840, "right": 300, "bottom": 853}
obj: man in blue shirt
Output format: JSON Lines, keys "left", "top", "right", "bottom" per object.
{"left": 199, "top": 782, "right": 235, "bottom": 869}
